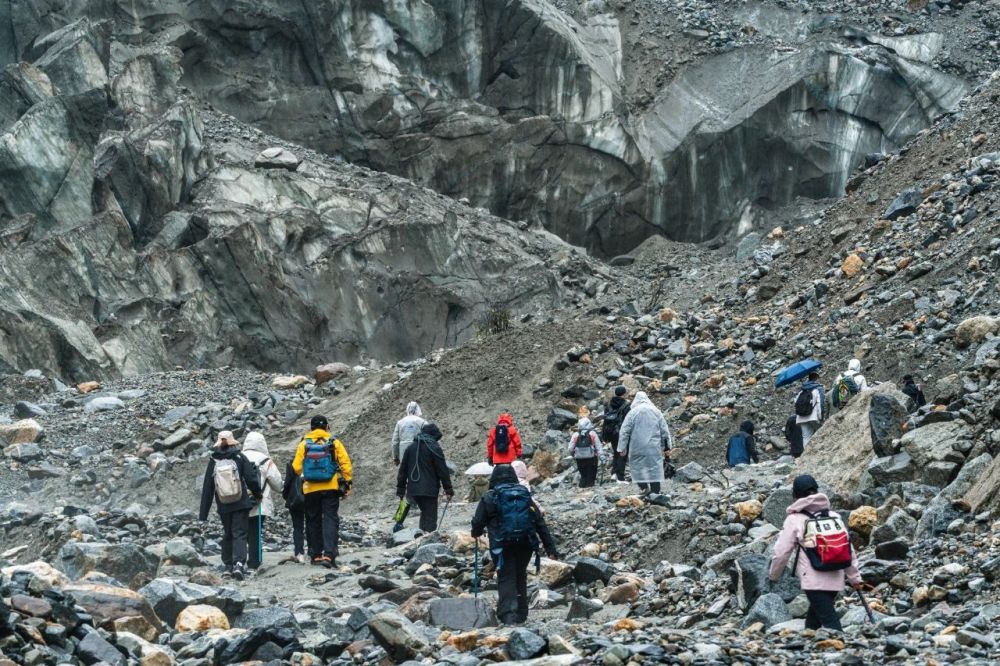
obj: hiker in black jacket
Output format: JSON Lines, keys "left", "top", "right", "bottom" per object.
{"left": 471, "top": 465, "right": 559, "bottom": 625}
{"left": 602, "top": 386, "right": 631, "bottom": 482}
{"left": 396, "top": 423, "right": 455, "bottom": 533}
{"left": 198, "top": 431, "right": 262, "bottom": 580}
{"left": 901, "top": 374, "right": 927, "bottom": 411}
{"left": 281, "top": 461, "right": 307, "bottom": 564}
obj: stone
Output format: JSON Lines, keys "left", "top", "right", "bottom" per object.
{"left": 901, "top": 422, "right": 968, "bottom": 471}
{"left": 674, "top": 462, "right": 706, "bottom": 483}
{"left": 3, "top": 442, "right": 43, "bottom": 461}
{"left": 848, "top": 506, "right": 878, "bottom": 537}
{"left": 83, "top": 396, "right": 125, "bottom": 413}
{"left": 538, "top": 558, "right": 574, "bottom": 587}
{"left": 566, "top": 596, "right": 603, "bottom": 620}
{"left": 77, "top": 381, "right": 101, "bottom": 393}
{"left": 315, "top": 362, "right": 350, "bottom": 384}
{"left": 733, "top": 554, "right": 800, "bottom": 611}
{"left": 77, "top": 629, "right": 127, "bottom": 666}
{"left": 547, "top": 408, "right": 578, "bottom": 430}
{"left": 954, "top": 316, "right": 1000, "bottom": 347}
{"left": 160, "top": 428, "right": 193, "bottom": 449}
{"left": 163, "top": 539, "right": 205, "bottom": 567}
{"left": 573, "top": 557, "right": 614, "bottom": 584}
{"left": 762, "top": 488, "right": 794, "bottom": 527}
{"left": 369, "top": 611, "right": 430, "bottom": 662}
{"left": 841, "top": 253, "right": 864, "bottom": 277}
{"left": 602, "top": 582, "right": 640, "bottom": 605}
{"left": 0, "top": 419, "right": 44, "bottom": 446}
{"left": 11, "top": 594, "right": 52, "bottom": 618}
{"left": 272, "top": 375, "right": 310, "bottom": 389}
{"left": 176, "top": 604, "right": 230, "bottom": 632}
{"left": 867, "top": 453, "right": 915, "bottom": 486}
{"left": 868, "top": 394, "right": 907, "bottom": 456}
{"left": 2, "top": 561, "right": 69, "bottom": 588}
{"left": 741, "top": 593, "right": 791, "bottom": 629}
{"left": 112, "top": 615, "right": 160, "bottom": 643}
{"left": 255, "top": 146, "right": 301, "bottom": 170}
{"left": 875, "top": 539, "right": 910, "bottom": 560}
{"left": 13, "top": 401, "right": 46, "bottom": 418}
{"left": 508, "top": 628, "right": 547, "bottom": 660}
{"left": 735, "top": 499, "right": 763, "bottom": 522}
{"left": 58, "top": 542, "right": 160, "bottom": 588}
{"left": 427, "top": 597, "right": 496, "bottom": 630}
{"left": 234, "top": 606, "right": 299, "bottom": 632}
{"left": 63, "top": 583, "right": 162, "bottom": 633}
{"left": 882, "top": 187, "right": 921, "bottom": 220}
{"left": 138, "top": 578, "right": 244, "bottom": 624}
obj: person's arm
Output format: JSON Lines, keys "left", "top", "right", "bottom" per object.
{"left": 568, "top": 433, "right": 578, "bottom": 455}
{"left": 241, "top": 455, "right": 263, "bottom": 499}
{"left": 396, "top": 449, "right": 408, "bottom": 498}
{"left": 532, "top": 503, "right": 559, "bottom": 558}
{"left": 768, "top": 517, "right": 799, "bottom": 581}
{"left": 281, "top": 462, "right": 294, "bottom": 499}
{"left": 659, "top": 414, "right": 673, "bottom": 451}
{"left": 199, "top": 462, "right": 215, "bottom": 521}
{"left": 431, "top": 443, "right": 454, "bottom": 496}
{"left": 512, "top": 428, "right": 523, "bottom": 458}
{"left": 292, "top": 441, "right": 305, "bottom": 475}
{"left": 617, "top": 413, "right": 634, "bottom": 454}
{"left": 592, "top": 432, "right": 603, "bottom": 457}
{"left": 335, "top": 439, "right": 353, "bottom": 484}
{"left": 265, "top": 460, "right": 283, "bottom": 493}
{"left": 471, "top": 496, "right": 492, "bottom": 538}
{"left": 486, "top": 428, "right": 495, "bottom": 465}
{"left": 392, "top": 422, "right": 402, "bottom": 464}
{"left": 748, "top": 435, "right": 759, "bottom": 463}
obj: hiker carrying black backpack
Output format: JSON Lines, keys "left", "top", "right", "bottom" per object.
{"left": 471, "top": 465, "right": 559, "bottom": 625}
{"left": 725, "top": 420, "right": 759, "bottom": 466}
{"left": 198, "top": 431, "right": 263, "bottom": 581}
{"left": 601, "top": 386, "right": 631, "bottom": 482}
{"left": 282, "top": 460, "right": 307, "bottom": 564}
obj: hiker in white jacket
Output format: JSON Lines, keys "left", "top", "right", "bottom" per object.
{"left": 242, "top": 431, "right": 283, "bottom": 570}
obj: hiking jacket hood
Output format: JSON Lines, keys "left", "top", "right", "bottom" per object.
{"left": 487, "top": 414, "right": 523, "bottom": 465}
{"left": 617, "top": 392, "right": 671, "bottom": 483}
{"left": 397, "top": 425, "right": 454, "bottom": 498}
{"left": 768, "top": 493, "right": 861, "bottom": 590}
{"left": 199, "top": 446, "right": 262, "bottom": 520}
{"left": 292, "top": 428, "right": 353, "bottom": 494}
{"left": 241, "top": 432, "right": 283, "bottom": 517}
{"left": 393, "top": 412, "right": 427, "bottom": 462}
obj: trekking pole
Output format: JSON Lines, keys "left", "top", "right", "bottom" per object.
{"left": 437, "top": 497, "right": 452, "bottom": 532}
{"left": 855, "top": 587, "right": 875, "bottom": 623}
{"left": 473, "top": 539, "right": 480, "bottom": 598}
{"left": 257, "top": 505, "right": 263, "bottom": 566}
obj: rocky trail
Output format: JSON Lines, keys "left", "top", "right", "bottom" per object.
{"left": 3, "top": 0, "right": 1000, "bottom": 664}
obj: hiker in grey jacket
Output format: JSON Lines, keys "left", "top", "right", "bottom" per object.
{"left": 392, "top": 401, "right": 426, "bottom": 465}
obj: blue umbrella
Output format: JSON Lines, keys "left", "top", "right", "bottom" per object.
{"left": 774, "top": 359, "right": 822, "bottom": 388}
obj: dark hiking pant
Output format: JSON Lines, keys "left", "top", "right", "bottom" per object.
{"left": 805, "top": 590, "right": 842, "bottom": 631}
{"left": 638, "top": 482, "right": 661, "bottom": 494}
{"left": 576, "top": 458, "right": 598, "bottom": 487}
{"left": 305, "top": 490, "right": 341, "bottom": 559}
{"left": 612, "top": 448, "right": 627, "bottom": 481}
{"left": 247, "top": 514, "right": 266, "bottom": 569}
{"left": 413, "top": 495, "right": 439, "bottom": 533}
{"left": 290, "top": 507, "right": 305, "bottom": 556}
{"left": 496, "top": 544, "right": 534, "bottom": 624}
{"left": 220, "top": 510, "right": 249, "bottom": 569}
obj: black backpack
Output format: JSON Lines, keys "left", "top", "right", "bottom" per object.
{"left": 602, "top": 402, "right": 628, "bottom": 440}
{"left": 794, "top": 388, "right": 815, "bottom": 417}
{"left": 494, "top": 424, "right": 510, "bottom": 454}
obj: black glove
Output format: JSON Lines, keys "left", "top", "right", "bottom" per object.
{"left": 342, "top": 480, "right": 352, "bottom": 495}
{"left": 445, "top": 489, "right": 455, "bottom": 499}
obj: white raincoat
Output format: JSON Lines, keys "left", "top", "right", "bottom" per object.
{"left": 617, "top": 392, "right": 672, "bottom": 483}
{"left": 393, "top": 402, "right": 427, "bottom": 462}
{"left": 242, "top": 432, "right": 283, "bottom": 517}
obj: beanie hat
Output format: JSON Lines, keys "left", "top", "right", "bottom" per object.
{"left": 310, "top": 415, "right": 329, "bottom": 430}
{"left": 792, "top": 474, "right": 819, "bottom": 499}
{"left": 614, "top": 386, "right": 627, "bottom": 397}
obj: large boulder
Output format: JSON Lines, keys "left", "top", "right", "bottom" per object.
{"left": 63, "top": 582, "right": 162, "bottom": 633}
{"left": 58, "top": 542, "right": 160, "bottom": 589}
{"left": 369, "top": 611, "right": 430, "bottom": 662}
{"left": 954, "top": 316, "right": 1000, "bottom": 348}
{"left": 868, "top": 393, "right": 908, "bottom": 456}
{"left": 732, "top": 554, "right": 800, "bottom": 611}
{"left": 427, "top": 597, "right": 496, "bottom": 630}
{"left": 741, "top": 593, "right": 791, "bottom": 629}
{"left": 138, "top": 577, "right": 244, "bottom": 625}
{"left": 0, "top": 419, "right": 44, "bottom": 446}
{"left": 175, "top": 604, "right": 229, "bottom": 632}
{"left": 795, "top": 384, "right": 911, "bottom": 494}
{"left": 866, "top": 452, "right": 916, "bottom": 486}
{"left": 901, "top": 422, "right": 969, "bottom": 470}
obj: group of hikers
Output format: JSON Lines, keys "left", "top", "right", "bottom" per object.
{"left": 198, "top": 375, "right": 881, "bottom": 628}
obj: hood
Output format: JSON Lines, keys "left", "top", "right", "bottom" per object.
{"left": 211, "top": 446, "right": 241, "bottom": 461}
{"left": 609, "top": 396, "right": 628, "bottom": 409}
{"left": 848, "top": 359, "right": 861, "bottom": 373}
{"left": 421, "top": 422, "right": 443, "bottom": 441}
{"left": 243, "top": 431, "right": 269, "bottom": 456}
{"left": 406, "top": 401, "right": 422, "bottom": 417}
{"left": 511, "top": 460, "right": 531, "bottom": 488}
{"left": 578, "top": 418, "right": 593, "bottom": 430}
{"left": 739, "top": 420, "right": 754, "bottom": 435}
{"left": 497, "top": 413, "right": 514, "bottom": 427}
{"left": 786, "top": 493, "right": 832, "bottom": 515}
{"left": 304, "top": 428, "right": 331, "bottom": 441}
{"left": 801, "top": 381, "right": 822, "bottom": 390}
{"left": 631, "top": 392, "right": 652, "bottom": 409}
{"left": 489, "top": 464, "right": 519, "bottom": 488}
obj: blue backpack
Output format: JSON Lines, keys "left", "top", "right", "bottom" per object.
{"left": 302, "top": 437, "right": 338, "bottom": 482}
{"left": 492, "top": 484, "right": 538, "bottom": 548}
{"left": 726, "top": 433, "right": 751, "bottom": 466}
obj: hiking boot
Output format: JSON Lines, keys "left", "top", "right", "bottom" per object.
{"left": 327, "top": 557, "right": 337, "bottom": 569}
{"left": 232, "top": 563, "right": 246, "bottom": 581}
{"left": 293, "top": 554, "right": 306, "bottom": 564}
{"left": 310, "top": 556, "right": 327, "bottom": 567}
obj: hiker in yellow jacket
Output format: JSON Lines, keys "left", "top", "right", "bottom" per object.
{"left": 292, "top": 415, "right": 352, "bottom": 568}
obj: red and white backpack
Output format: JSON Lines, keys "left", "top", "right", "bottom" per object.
{"left": 796, "top": 509, "right": 853, "bottom": 571}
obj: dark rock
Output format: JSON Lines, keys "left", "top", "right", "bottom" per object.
{"left": 58, "top": 542, "right": 160, "bottom": 589}
{"left": 547, "top": 408, "right": 579, "bottom": 430}
{"left": 358, "top": 575, "right": 401, "bottom": 593}
{"left": 741, "top": 593, "right": 791, "bottom": 629}
{"left": 762, "top": 487, "right": 794, "bottom": 527}
{"left": 369, "top": 611, "right": 430, "bottom": 662}
{"left": 138, "top": 578, "right": 244, "bottom": 625}
{"left": 427, "top": 597, "right": 496, "bottom": 630}
{"left": 883, "top": 188, "right": 921, "bottom": 220}
{"left": 673, "top": 462, "right": 706, "bottom": 483}
{"left": 13, "top": 401, "right": 46, "bottom": 418}
{"left": 867, "top": 453, "right": 915, "bottom": 486}
{"left": 869, "top": 394, "right": 907, "bottom": 457}
{"left": 508, "top": 628, "right": 547, "bottom": 660}
{"left": 234, "top": 606, "right": 299, "bottom": 632}
{"left": 732, "top": 554, "right": 799, "bottom": 610}
{"left": 566, "top": 596, "right": 602, "bottom": 620}
{"left": 874, "top": 539, "right": 910, "bottom": 560}
{"left": 573, "top": 557, "right": 614, "bottom": 584}
{"left": 218, "top": 627, "right": 300, "bottom": 664}
{"left": 76, "top": 629, "right": 126, "bottom": 666}
{"left": 859, "top": 559, "right": 906, "bottom": 585}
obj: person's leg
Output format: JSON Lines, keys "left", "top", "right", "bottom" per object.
{"left": 613, "top": 447, "right": 627, "bottom": 481}
{"left": 247, "top": 515, "right": 264, "bottom": 569}
{"left": 801, "top": 422, "right": 818, "bottom": 446}
{"left": 583, "top": 458, "right": 598, "bottom": 487}
{"left": 416, "top": 496, "right": 438, "bottom": 533}
{"left": 230, "top": 510, "right": 249, "bottom": 567}
{"left": 305, "top": 493, "right": 323, "bottom": 560}
{"left": 637, "top": 482, "right": 649, "bottom": 492}
{"left": 649, "top": 482, "right": 660, "bottom": 494}
{"left": 496, "top": 547, "right": 519, "bottom": 624}
{"left": 220, "top": 512, "right": 234, "bottom": 570}
{"left": 291, "top": 509, "right": 305, "bottom": 557}
{"left": 514, "top": 545, "right": 532, "bottom": 623}
{"left": 321, "top": 491, "right": 341, "bottom": 561}
{"left": 805, "top": 590, "right": 842, "bottom": 631}
{"left": 575, "top": 459, "right": 586, "bottom": 488}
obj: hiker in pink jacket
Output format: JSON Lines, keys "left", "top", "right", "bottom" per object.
{"left": 769, "top": 475, "right": 864, "bottom": 631}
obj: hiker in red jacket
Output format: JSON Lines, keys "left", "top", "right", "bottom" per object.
{"left": 487, "top": 413, "right": 523, "bottom": 465}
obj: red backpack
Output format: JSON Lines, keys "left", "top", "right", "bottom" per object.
{"left": 796, "top": 509, "right": 853, "bottom": 571}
